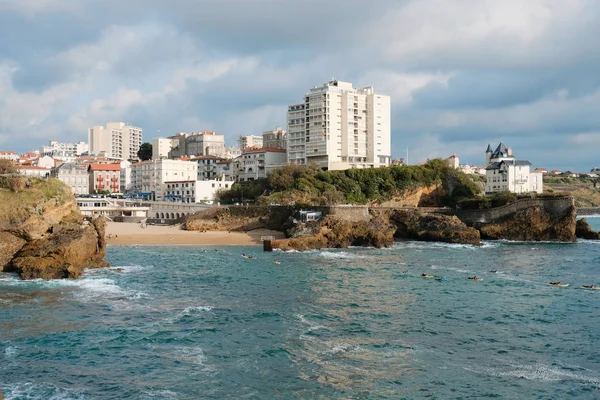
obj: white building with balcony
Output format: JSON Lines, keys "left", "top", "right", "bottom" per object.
{"left": 40, "top": 140, "right": 88, "bottom": 161}
{"left": 130, "top": 159, "right": 197, "bottom": 201}
{"left": 485, "top": 143, "right": 543, "bottom": 195}
{"left": 238, "top": 135, "right": 263, "bottom": 150}
{"left": 287, "top": 80, "right": 391, "bottom": 170}
{"left": 164, "top": 178, "right": 235, "bottom": 203}
{"left": 234, "top": 147, "right": 287, "bottom": 182}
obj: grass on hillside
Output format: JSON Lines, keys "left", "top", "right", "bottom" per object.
{"left": 0, "top": 177, "right": 72, "bottom": 225}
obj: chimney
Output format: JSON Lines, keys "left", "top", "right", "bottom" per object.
{"left": 507, "top": 147, "right": 513, "bottom": 156}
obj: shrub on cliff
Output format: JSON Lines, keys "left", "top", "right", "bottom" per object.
{"left": 217, "top": 158, "right": 481, "bottom": 206}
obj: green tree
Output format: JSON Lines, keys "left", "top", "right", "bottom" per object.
{"left": 137, "top": 142, "right": 153, "bottom": 161}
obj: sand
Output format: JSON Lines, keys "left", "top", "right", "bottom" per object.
{"left": 105, "top": 221, "right": 285, "bottom": 246}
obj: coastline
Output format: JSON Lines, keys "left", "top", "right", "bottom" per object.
{"left": 105, "top": 221, "right": 285, "bottom": 245}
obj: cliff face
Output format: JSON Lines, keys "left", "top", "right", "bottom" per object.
{"left": 388, "top": 210, "right": 481, "bottom": 245}
{"left": 476, "top": 205, "right": 576, "bottom": 242}
{"left": 0, "top": 178, "right": 109, "bottom": 279}
{"left": 575, "top": 218, "right": 600, "bottom": 240}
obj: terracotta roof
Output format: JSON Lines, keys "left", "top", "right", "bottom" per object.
{"left": 88, "top": 163, "right": 121, "bottom": 171}
{"left": 19, "top": 165, "right": 50, "bottom": 170}
{"left": 0, "top": 150, "right": 17, "bottom": 154}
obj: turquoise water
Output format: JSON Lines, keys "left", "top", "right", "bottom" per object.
{"left": 1, "top": 240, "right": 599, "bottom": 399}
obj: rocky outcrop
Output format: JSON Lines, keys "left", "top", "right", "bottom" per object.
{"left": 388, "top": 210, "right": 481, "bottom": 245}
{"left": 476, "top": 205, "right": 576, "bottom": 242}
{"left": 274, "top": 215, "right": 395, "bottom": 251}
{"left": 7, "top": 218, "right": 109, "bottom": 279}
{"left": 186, "top": 206, "right": 296, "bottom": 233}
{"left": 0, "top": 177, "right": 109, "bottom": 279}
{"left": 575, "top": 218, "right": 600, "bottom": 240}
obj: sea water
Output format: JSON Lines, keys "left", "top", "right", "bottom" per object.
{"left": 1, "top": 240, "right": 599, "bottom": 399}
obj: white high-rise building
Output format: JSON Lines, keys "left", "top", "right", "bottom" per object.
{"left": 88, "top": 122, "right": 143, "bottom": 160}
{"left": 287, "top": 80, "right": 391, "bottom": 170}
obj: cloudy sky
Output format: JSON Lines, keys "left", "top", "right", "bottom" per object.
{"left": 1, "top": 0, "right": 599, "bottom": 171}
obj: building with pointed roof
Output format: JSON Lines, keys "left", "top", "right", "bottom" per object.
{"left": 484, "top": 143, "right": 543, "bottom": 195}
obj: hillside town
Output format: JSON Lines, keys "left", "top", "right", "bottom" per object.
{"left": 2, "top": 79, "right": 592, "bottom": 206}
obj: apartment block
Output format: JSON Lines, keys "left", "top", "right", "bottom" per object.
{"left": 262, "top": 127, "right": 287, "bottom": 149}
{"left": 287, "top": 80, "right": 391, "bottom": 170}
{"left": 164, "top": 178, "right": 235, "bottom": 203}
{"left": 238, "top": 135, "right": 263, "bottom": 150}
{"left": 130, "top": 159, "right": 197, "bottom": 201}
{"left": 152, "top": 137, "right": 177, "bottom": 160}
{"left": 88, "top": 122, "right": 143, "bottom": 160}
{"left": 233, "top": 147, "right": 287, "bottom": 182}
{"left": 168, "top": 132, "right": 225, "bottom": 159}
{"left": 40, "top": 140, "right": 88, "bottom": 161}
{"left": 52, "top": 163, "right": 90, "bottom": 195}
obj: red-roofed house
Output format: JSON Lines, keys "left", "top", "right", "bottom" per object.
{"left": 0, "top": 150, "right": 19, "bottom": 161}
{"left": 18, "top": 165, "right": 51, "bottom": 178}
{"left": 534, "top": 168, "right": 548, "bottom": 174}
{"left": 550, "top": 169, "right": 562, "bottom": 175}
{"left": 88, "top": 163, "right": 122, "bottom": 193}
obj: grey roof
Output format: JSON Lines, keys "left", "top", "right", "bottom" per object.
{"left": 515, "top": 160, "right": 532, "bottom": 166}
{"left": 486, "top": 144, "right": 492, "bottom": 153}
{"left": 491, "top": 142, "right": 511, "bottom": 159}
{"left": 486, "top": 159, "right": 531, "bottom": 170}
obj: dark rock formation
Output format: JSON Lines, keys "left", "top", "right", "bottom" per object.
{"left": 389, "top": 210, "right": 481, "bottom": 245}
{"left": 575, "top": 218, "right": 600, "bottom": 240}
{"left": 476, "top": 205, "right": 576, "bottom": 242}
{"left": 0, "top": 178, "right": 109, "bottom": 279}
{"left": 274, "top": 215, "right": 396, "bottom": 251}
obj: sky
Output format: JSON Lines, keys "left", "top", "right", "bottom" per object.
{"left": 1, "top": 0, "right": 599, "bottom": 171}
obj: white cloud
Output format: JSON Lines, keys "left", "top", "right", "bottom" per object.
{"left": 359, "top": 70, "right": 451, "bottom": 106}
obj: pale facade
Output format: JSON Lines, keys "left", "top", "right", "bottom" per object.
{"left": 287, "top": 80, "right": 391, "bottom": 170}
{"left": 238, "top": 135, "right": 263, "bottom": 150}
{"left": 234, "top": 148, "right": 287, "bottom": 182}
{"left": 0, "top": 150, "right": 19, "bottom": 161}
{"left": 131, "top": 159, "right": 197, "bottom": 201}
{"left": 191, "top": 155, "right": 224, "bottom": 181}
{"left": 152, "top": 137, "right": 177, "bottom": 160}
{"left": 168, "top": 132, "right": 225, "bottom": 158}
{"left": 40, "top": 140, "right": 88, "bottom": 159}
{"left": 485, "top": 143, "right": 543, "bottom": 195}
{"left": 52, "top": 163, "right": 89, "bottom": 195}
{"left": 88, "top": 122, "right": 143, "bottom": 160}
{"left": 165, "top": 178, "right": 234, "bottom": 203}
{"left": 445, "top": 154, "right": 459, "bottom": 169}
{"left": 262, "top": 127, "right": 287, "bottom": 149}
{"left": 18, "top": 166, "right": 51, "bottom": 178}
{"left": 88, "top": 164, "right": 121, "bottom": 194}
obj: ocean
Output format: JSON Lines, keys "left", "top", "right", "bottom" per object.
{"left": 1, "top": 236, "right": 599, "bottom": 399}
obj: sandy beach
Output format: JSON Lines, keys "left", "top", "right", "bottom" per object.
{"left": 105, "top": 221, "right": 285, "bottom": 245}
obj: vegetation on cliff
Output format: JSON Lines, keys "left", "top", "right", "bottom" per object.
{"left": 217, "top": 159, "right": 481, "bottom": 206}
{"left": 0, "top": 175, "right": 109, "bottom": 279}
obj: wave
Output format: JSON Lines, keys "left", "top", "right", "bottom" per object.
{"left": 165, "top": 305, "right": 213, "bottom": 324}
{"left": 465, "top": 362, "right": 600, "bottom": 387}
{"left": 430, "top": 265, "right": 471, "bottom": 273}
{"left": 0, "top": 382, "right": 86, "bottom": 400}
{"left": 317, "top": 251, "right": 366, "bottom": 259}
{"left": 297, "top": 314, "right": 327, "bottom": 332}
{"left": 393, "top": 241, "right": 478, "bottom": 250}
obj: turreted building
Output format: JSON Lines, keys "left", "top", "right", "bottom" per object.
{"left": 484, "top": 143, "right": 543, "bottom": 195}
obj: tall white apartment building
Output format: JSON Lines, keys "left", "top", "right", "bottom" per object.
{"left": 88, "top": 122, "right": 143, "bottom": 160}
{"left": 287, "top": 80, "right": 391, "bottom": 170}
{"left": 130, "top": 159, "right": 197, "bottom": 201}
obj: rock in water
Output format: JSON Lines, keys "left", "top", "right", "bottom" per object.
{"left": 7, "top": 216, "right": 109, "bottom": 280}
{"left": 575, "top": 218, "right": 600, "bottom": 240}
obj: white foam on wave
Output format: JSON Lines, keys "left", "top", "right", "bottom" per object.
{"left": 166, "top": 305, "right": 213, "bottom": 324}
{"left": 4, "top": 345, "right": 18, "bottom": 358}
{"left": 173, "top": 346, "right": 214, "bottom": 372}
{"left": 0, "top": 382, "right": 86, "bottom": 400}
{"left": 394, "top": 241, "right": 477, "bottom": 250}
{"left": 296, "top": 314, "right": 327, "bottom": 332}
{"left": 325, "top": 341, "right": 362, "bottom": 355}
{"left": 465, "top": 363, "right": 600, "bottom": 387}
{"left": 430, "top": 265, "right": 471, "bottom": 273}
{"left": 317, "top": 251, "right": 365, "bottom": 259}
{"left": 141, "top": 389, "right": 178, "bottom": 399}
